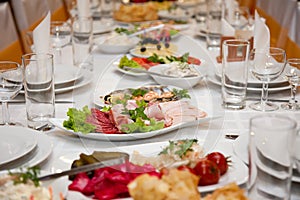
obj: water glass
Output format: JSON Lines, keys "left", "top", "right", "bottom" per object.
{"left": 206, "top": 0, "right": 224, "bottom": 50}
{"left": 221, "top": 39, "right": 250, "bottom": 109}
{"left": 22, "top": 53, "right": 55, "bottom": 131}
{"left": 248, "top": 115, "right": 297, "bottom": 200}
{"left": 72, "top": 16, "right": 94, "bottom": 71}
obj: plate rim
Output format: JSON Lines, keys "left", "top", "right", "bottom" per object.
{"left": 54, "top": 64, "right": 84, "bottom": 86}
{"left": 0, "top": 127, "right": 38, "bottom": 166}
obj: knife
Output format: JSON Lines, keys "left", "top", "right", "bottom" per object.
{"left": 38, "top": 156, "right": 128, "bottom": 181}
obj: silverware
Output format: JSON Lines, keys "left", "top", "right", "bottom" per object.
{"left": 9, "top": 99, "right": 75, "bottom": 104}
{"left": 38, "top": 156, "right": 128, "bottom": 181}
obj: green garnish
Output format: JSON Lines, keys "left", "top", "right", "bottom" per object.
{"left": 172, "top": 88, "right": 190, "bottom": 99}
{"left": 166, "top": 52, "right": 189, "bottom": 63}
{"left": 130, "top": 88, "right": 148, "bottom": 97}
{"left": 8, "top": 166, "right": 41, "bottom": 187}
{"left": 101, "top": 106, "right": 111, "bottom": 112}
{"left": 63, "top": 106, "right": 96, "bottom": 134}
{"left": 121, "top": 118, "right": 164, "bottom": 133}
{"left": 159, "top": 139, "right": 198, "bottom": 158}
{"left": 118, "top": 56, "right": 142, "bottom": 69}
{"left": 147, "top": 53, "right": 166, "bottom": 64}
{"left": 114, "top": 27, "right": 134, "bottom": 35}
{"left": 128, "top": 100, "right": 149, "bottom": 121}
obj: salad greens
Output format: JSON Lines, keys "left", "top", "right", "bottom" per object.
{"left": 63, "top": 106, "right": 95, "bottom": 134}
{"left": 121, "top": 118, "right": 164, "bottom": 134}
{"left": 172, "top": 88, "right": 190, "bottom": 99}
{"left": 118, "top": 56, "right": 142, "bottom": 69}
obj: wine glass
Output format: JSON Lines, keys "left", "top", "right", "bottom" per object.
{"left": 0, "top": 61, "right": 23, "bottom": 125}
{"left": 281, "top": 58, "right": 300, "bottom": 110}
{"left": 249, "top": 47, "right": 286, "bottom": 111}
{"left": 50, "top": 21, "right": 71, "bottom": 64}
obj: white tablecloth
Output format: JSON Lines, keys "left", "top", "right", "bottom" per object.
{"left": 3, "top": 20, "right": 300, "bottom": 199}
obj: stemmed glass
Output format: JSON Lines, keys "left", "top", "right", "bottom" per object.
{"left": 50, "top": 21, "right": 71, "bottom": 64}
{"left": 249, "top": 47, "right": 286, "bottom": 111}
{"left": 0, "top": 61, "right": 23, "bottom": 125}
{"left": 281, "top": 58, "right": 300, "bottom": 110}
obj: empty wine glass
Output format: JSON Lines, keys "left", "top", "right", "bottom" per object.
{"left": 50, "top": 21, "right": 71, "bottom": 64}
{"left": 281, "top": 58, "right": 300, "bottom": 110}
{"left": 0, "top": 61, "right": 23, "bottom": 125}
{"left": 249, "top": 47, "right": 286, "bottom": 111}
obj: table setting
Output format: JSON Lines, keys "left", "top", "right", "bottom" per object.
{"left": 0, "top": 0, "right": 300, "bottom": 199}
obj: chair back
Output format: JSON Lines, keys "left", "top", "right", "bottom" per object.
{"left": 0, "top": 2, "right": 23, "bottom": 63}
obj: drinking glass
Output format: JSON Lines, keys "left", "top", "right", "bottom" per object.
{"left": 249, "top": 47, "right": 286, "bottom": 111}
{"left": 281, "top": 58, "right": 300, "bottom": 110}
{"left": 50, "top": 21, "right": 71, "bottom": 64}
{"left": 0, "top": 61, "right": 23, "bottom": 125}
{"left": 248, "top": 115, "right": 297, "bottom": 200}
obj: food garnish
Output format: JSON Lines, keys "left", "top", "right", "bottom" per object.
{"left": 159, "top": 139, "right": 198, "bottom": 158}
{"left": 8, "top": 166, "right": 41, "bottom": 187}
{"left": 63, "top": 106, "right": 96, "bottom": 134}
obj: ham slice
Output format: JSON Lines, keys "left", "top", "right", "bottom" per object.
{"left": 110, "top": 104, "right": 134, "bottom": 130}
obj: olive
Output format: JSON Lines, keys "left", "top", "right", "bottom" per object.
{"left": 140, "top": 47, "right": 147, "bottom": 52}
{"left": 157, "top": 44, "right": 162, "bottom": 50}
{"left": 165, "top": 43, "right": 170, "bottom": 48}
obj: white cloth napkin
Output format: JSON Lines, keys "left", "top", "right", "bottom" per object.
{"left": 33, "top": 11, "right": 50, "bottom": 54}
{"left": 77, "top": 0, "right": 91, "bottom": 17}
{"left": 221, "top": 18, "right": 235, "bottom": 36}
{"left": 254, "top": 10, "right": 270, "bottom": 50}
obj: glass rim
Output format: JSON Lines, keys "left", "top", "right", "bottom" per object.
{"left": 250, "top": 114, "right": 297, "bottom": 131}
{"left": 223, "top": 39, "right": 250, "bottom": 46}
{"left": 287, "top": 58, "right": 300, "bottom": 63}
{"left": 251, "top": 47, "right": 286, "bottom": 55}
{"left": 21, "top": 53, "right": 54, "bottom": 61}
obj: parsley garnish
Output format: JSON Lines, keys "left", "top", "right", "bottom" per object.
{"left": 147, "top": 54, "right": 166, "bottom": 64}
{"left": 159, "top": 139, "right": 198, "bottom": 158}
{"left": 130, "top": 88, "right": 148, "bottom": 97}
{"left": 8, "top": 166, "right": 41, "bottom": 187}
{"left": 128, "top": 100, "right": 149, "bottom": 121}
{"left": 172, "top": 88, "right": 191, "bottom": 99}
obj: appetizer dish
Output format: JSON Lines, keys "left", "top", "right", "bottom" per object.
{"left": 148, "top": 62, "right": 204, "bottom": 89}
{"left": 65, "top": 139, "right": 248, "bottom": 200}
{"left": 0, "top": 167, "right": 63, "bottom": 200}
{"left": 118, "top": 52, "right": 201, "bottom": 72}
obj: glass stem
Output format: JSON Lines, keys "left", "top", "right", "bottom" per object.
{"left": 261, "top": 81, "right": 269, "bottom": 109}
{"left": 2, "top": 101, "right": 10, "bottom": 125}
{"left": 55, "top": 47, "right": 62, "bottom": 64}
{"left": 290, "top": 83, "right": 297, "bottom": 104}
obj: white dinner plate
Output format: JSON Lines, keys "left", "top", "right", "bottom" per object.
{"left": 233, "top": 133, "right": 300, "bottom": 182}
{"left": 158, "top": 10, "right": 191, "bottom": 21}
{"left": 19, "top": 69, "right": 92, "bottom": 94}
{"left": 214, "top": 63, "right": 291, "bottom": 85}
{"left": 0, "top": 126, "right": 38, "bottom": 166}
{"left": 50, "top": 140, "right": 248, "bottom": 199}
{"left": 0, "top": 133, "right": 53, "bottom": 170}
{"left": 93, "top": 21, "right": 113, "bottom": 34}
{"left": 207, "top": 74, "right": 291, "bottom": 92}
{"left": 49, "top": 109, "right": 217, "bottom": 141}
{"left": 54, "top": 64, "right": 83, "bottom": 85}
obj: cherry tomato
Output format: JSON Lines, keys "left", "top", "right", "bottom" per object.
{"left": 177, "top": 165, "right": 196, "bottom": 174}
{"left": 206, "top": 152, "right": 229, "bottom": 175}
{"left": 193, "top": 160, "right": 220, "bottom": 186}
{"left": 187, "top": 56, "right": 201, "bottom": 65}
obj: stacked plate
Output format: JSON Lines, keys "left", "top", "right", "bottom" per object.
{"left": 0, "top": 126, "right": 53, "bottom": 170}
{"left": 208, "top": 63, "right": 291, "bottom": 92}
{"left": 20, "top": 64, "right": 93, "bottom": 95}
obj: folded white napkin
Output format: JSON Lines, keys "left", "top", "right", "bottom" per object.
{"left": 221, "top": 18, "right": 235, "bottom": 36}
{"left": 77, "top": 0, "right": 91, "bottom": 17}
{"left": 225, "top": 0, "right": 237, "bottom": 25}
{"left": 254, "top": 10, "right": 270, "bottom": 50}
{"left": 33, "top": 11, "right": 50, "bottom": 54}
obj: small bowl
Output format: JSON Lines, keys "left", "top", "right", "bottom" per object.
{"left": 96, "top": 36, "right": 139, "bottom": 54}
{"left": 148, "top": 64, "right": 205, "bottom": 89}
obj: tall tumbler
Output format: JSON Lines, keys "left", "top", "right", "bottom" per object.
{"left": 206, "top": 0, "right": 224, "bottom": 50}
{"left": 72, "top": 16, "right": 94, "bottom": 71}
{"left": 22, "top": 53, "right": 55, "bottom": 131}
{"left": 221, "top": 39, "right": 250, "bottom": 109}
{"left": 248, "top": 115, "right": 297, "bottom": 200}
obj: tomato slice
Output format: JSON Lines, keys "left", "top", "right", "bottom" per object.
{"left": 187, "top": 56, "right": 201, "bottom": 65}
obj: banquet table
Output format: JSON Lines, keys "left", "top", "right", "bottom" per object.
{"left": 2, "top": 19, "right": 300, "bottom": 199}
